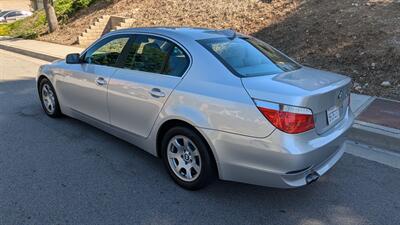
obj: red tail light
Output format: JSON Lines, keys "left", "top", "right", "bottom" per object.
{"left": 255, "top": 100, "right": 315, "bottom": 134}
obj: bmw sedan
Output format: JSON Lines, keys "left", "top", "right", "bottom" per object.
{"left": 0, "top": 10, "right": 32, "bottom": 23}
{"left": 37, "top": 27, "right": 354, "bottom": 190}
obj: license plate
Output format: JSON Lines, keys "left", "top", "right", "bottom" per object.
{"left": 327, "top": 106, "right": 340, "bottom": 125}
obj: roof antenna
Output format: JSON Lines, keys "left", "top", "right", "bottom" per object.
{"left": 221, "top": 29, "right": 236, "bottom": 40}
{"left": 228, "top": 29, "right": 236, "bottom": 40}
{"left": 230, "top": 29, "right": 237, "bottom": 40}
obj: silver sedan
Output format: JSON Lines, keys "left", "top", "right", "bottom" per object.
{"left": 37, "top": 27, "right": 354, "bottom": 190}
{"left": 0, "top": 10, "right": 32, "bottom": 23}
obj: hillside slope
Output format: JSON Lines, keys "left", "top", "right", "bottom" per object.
{"left": 40, "top": 0, "right": 298, "bottom": 44}
{"left": 39, "top": 0, "right": 400, "bottom": 99}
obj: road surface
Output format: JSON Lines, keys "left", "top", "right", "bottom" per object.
{"left": 0, "top": 49, "right": 399, "bottom": 225}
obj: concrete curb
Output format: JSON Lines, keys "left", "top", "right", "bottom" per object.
{"left": 348, "top": 121, "right": 400, "bottom": 153}
{"left": 348, "top": 94, "right": 400, "bottom": 153}
{"left": 0, "top": 43, "right": 61, "bottom": 62}
{"left": 352, "top": 96, "right": 376, "bottom": 117}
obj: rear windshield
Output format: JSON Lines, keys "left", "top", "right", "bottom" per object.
{"left": 198, "top": 37, "right": 301, "bottom": 77}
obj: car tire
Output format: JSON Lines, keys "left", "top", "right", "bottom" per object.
{"left": 39, "top": 78, "right": 62, "bottom": 118}
{"left": 161, "top": 126, "right": 216, "bottom": 190}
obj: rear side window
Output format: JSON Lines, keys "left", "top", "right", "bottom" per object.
{"left": 198, "top": 37, "right": 300, "bottom": 77}
{"left": 164, "top": 46, "right": 190, "bottom": 77}
{"left": 7, "top": 11, "right": 17, "bottom": 17}
{"left": 123, "top": 35, "right": 189, "bottom": 77}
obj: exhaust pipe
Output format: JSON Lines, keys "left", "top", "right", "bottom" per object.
{"left": 306, "top": 171, "right": 320, "bottom": 184}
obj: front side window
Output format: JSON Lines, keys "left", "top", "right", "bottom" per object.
{"left": 84, "top": 36, "right": 129, "bottom": 67}
{"left": 198, "top": 37, "right": 300, "bottom": 77}
{"left": 0, "top": 11, "right": 11, "bottom": 17}
{"left": 123, "top": 35, "right": 189, "bottom": 76}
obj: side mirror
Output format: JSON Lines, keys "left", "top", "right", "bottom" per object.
{"left": 66, "top": 53, "right": 81, "bottom": 64}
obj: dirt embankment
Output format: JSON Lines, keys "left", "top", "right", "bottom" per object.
{"left": 39, "top": 0, "right": 400, "bottom": 99}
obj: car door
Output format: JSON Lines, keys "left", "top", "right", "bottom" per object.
{"left": 57, "top": 34, "right": 131, "bottom": 123}
{"left": 13, "top": 11, "right": 24, "bottom": 20}
{"left": 108, "top": 34, "right": 190, "bottom": 138}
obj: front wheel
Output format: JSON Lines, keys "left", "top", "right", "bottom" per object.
{"left": 161, "top": 126, "right": 216, "bottom": 190}
{"left": 39, "top": 78, "right": 62, "bottom": 118}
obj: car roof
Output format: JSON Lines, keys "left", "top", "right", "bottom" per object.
{"left": 108, "top": 27, "right": 244, "bottom": 41}
{"left": 1, "top": 10, "right": 28, "bottom": 13}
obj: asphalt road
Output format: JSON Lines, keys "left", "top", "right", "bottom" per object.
{"left": 0, "top": 49, "right": 399, "bottom": 225}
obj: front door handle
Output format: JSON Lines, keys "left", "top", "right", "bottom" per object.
{"left": 95, "top": 77, "right": 107, "bottom": 86}
{"left": 149, "top": 88, "right": 165, "bottom": 98}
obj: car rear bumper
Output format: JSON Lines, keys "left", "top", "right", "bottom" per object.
{"left": 200, "top": 107, "right": 354, "bottom": 188}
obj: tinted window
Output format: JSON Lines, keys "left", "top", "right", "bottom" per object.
{"left": 123, "top": 35, "right": 189, "bottom": 76}
{"left": 164, "top": 46, "right": 190, "bottom": 77}
{"left": 198, "top": 37, "right": 300, "bottom": 77}
{"left": 84, "top": 36, "right": 129, "bottom": 67}
{"left": 0, "top": 11, "right": 11, "bottom": 17}
{"left": 124, "top": 35, "right": 171, "bottom": 73}
{"left": 7, "top": 11, "right": 17, "bottom": 17}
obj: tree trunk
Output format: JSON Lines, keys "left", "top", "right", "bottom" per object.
{"left": 43, "top": 0, "right": 59, "bottom": 33}
{"left": 31, "top": 0, "right": 38, "bottom": 11}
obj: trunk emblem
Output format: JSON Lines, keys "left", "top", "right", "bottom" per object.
{"left": 338, "top": 90, "right": 344, "bottom": 100}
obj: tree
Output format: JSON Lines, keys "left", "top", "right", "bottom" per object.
{"left": 31, "top": 0, "right": 38, "bottom": 11}
{"left": 43, "top": 0, "right": 59, "bottom": 33}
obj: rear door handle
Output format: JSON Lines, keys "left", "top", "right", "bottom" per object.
{"left": 149, "top": 88, "right": 165, "bottom": 98}
{"left": 95, "top": 77, "right": 107, "bottom": 86}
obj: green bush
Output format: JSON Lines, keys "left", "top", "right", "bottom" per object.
{"left": 55, "top": 0, "right": 97, "bottom": 22}
{"left": 0, "top": 0, "right": 98, "bottom": 38}
{"left": 0, "top": 11, "right": 43, "bottom": 38}
{"left": 55, "top": 0, "right": 75, "bottom": 22}
{"left": 0, "top": 24, "right": 11, "bottom": 36}
{"left": 0, "top": 11, "right": 45, "bottom": 38}
{"left": 75, "top": 0, "right": 95, "bottom": 8}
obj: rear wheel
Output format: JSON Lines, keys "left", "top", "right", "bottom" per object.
{"left": 39, "top": 78, "right": 61, "bottom": 118}
{"left": 161, "top": 126, "right": 216, "bottom": 190}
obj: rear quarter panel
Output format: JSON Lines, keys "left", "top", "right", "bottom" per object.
{"left": 157, "top": 40, "right": 275, "bottom": 138}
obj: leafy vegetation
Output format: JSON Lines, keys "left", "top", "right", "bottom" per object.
{"left": 0, "top": 11, "right": 46, "bottom": 38}
{"left": 55, "top": 0, "right": 98, "bottom": 22}
{"left": 0, "top": 0, "right": 97, "bottom": 38}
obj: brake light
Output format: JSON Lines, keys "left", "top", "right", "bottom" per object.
{"left": 255, "top": 100, "right": 315, "bottom": 134}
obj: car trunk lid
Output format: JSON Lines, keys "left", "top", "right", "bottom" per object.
{"left": 241, "top": 67, "right": 352, "bottom": 134}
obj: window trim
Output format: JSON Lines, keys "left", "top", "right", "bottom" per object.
{"left": 6, "top": 11, "right": 17, "bottom": 17}
{"left": 119, "top": 33, "right": 191, "bottom": 77}
{"left": 80, "top": 34, "right": 133, "bottom": 68}
{"left": 81, "top": 32, "right": 193, "bottom": 78}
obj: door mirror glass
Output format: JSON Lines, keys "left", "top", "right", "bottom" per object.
{"left": 66, "top": 53, "right": 81, "bottom": 64}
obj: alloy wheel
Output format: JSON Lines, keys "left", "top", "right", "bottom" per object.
{"left": 167, "top": 135, "right": 202, "bottom": 182}
{"left": 41, "top": 83, "right": 56, "bottom": 114}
